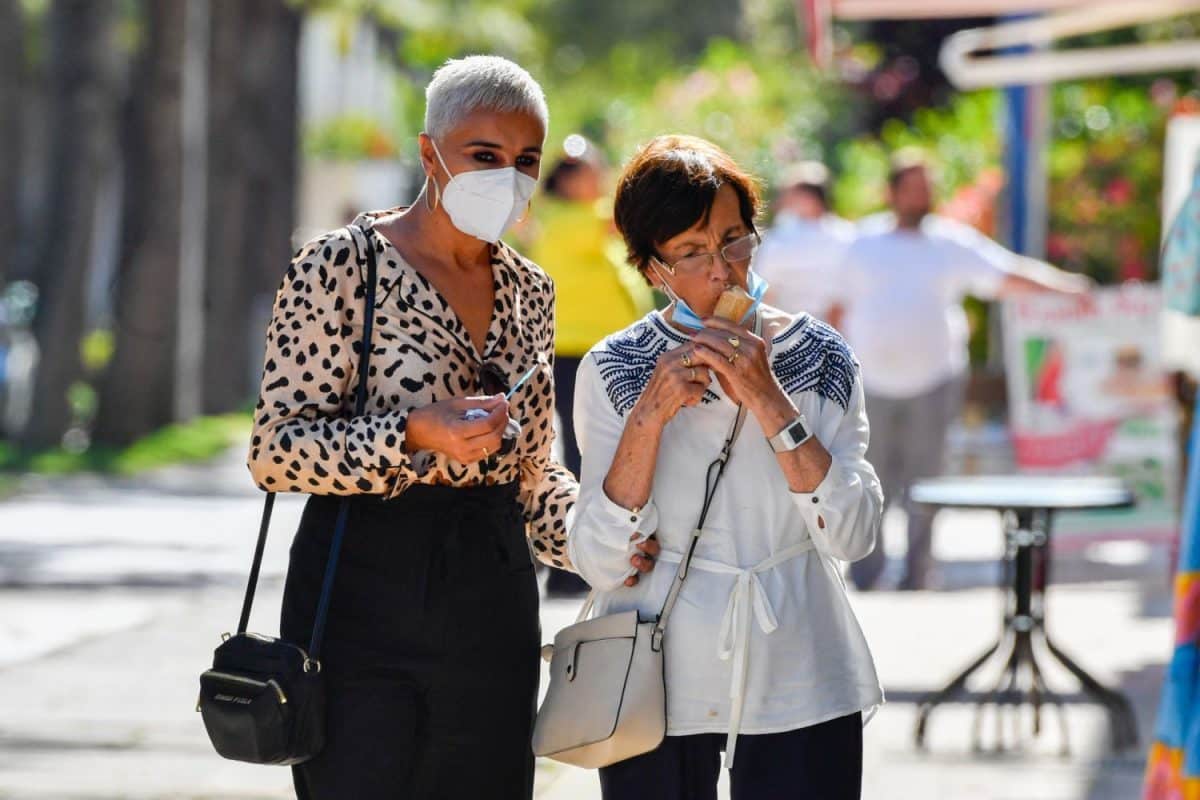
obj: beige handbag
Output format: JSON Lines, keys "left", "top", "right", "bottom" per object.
{"left": 533, "top": 401, "right": 749, "bottom": 768}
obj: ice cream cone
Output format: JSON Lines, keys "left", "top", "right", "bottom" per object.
{"left": 712, "top": 285, "right": 755, "bottom": 321}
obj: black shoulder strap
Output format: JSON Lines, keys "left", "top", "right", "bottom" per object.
{"left": 237, "top": 223, "right": 379, "bottom": 665}
{"left": 650, "top": 312, "right": 762, "bottom": 649}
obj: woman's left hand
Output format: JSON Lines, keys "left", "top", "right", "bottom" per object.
{"left": 625, "top": 533, "right": 661, "bottom": 588}
{"left": 687, "top": 316, "right": 787, "bottom": 415}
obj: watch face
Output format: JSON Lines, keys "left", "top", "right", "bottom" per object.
{"left": 770, "top": 417, "right": 809, "bottom": 452}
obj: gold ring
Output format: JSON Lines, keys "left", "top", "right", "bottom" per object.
{"left": 727, "top": 351, "right": 739, "bottom": 364}
{"left": 728, "top": 335, "right": 741, "bottom": 349}
{"left": 482, "top": 446, "right": 490, "bottom": 459}
{"left": 689, "top": 367, "right": 697, "bottom": 382}
{"left": 681, "top": 351, "right": 693, "bottom": 368}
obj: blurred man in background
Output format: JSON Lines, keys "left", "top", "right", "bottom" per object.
{"left": 839, "top": 150, "right": 1090, "bottom": 591}
{"left": 756, "top": 161, "right": 853, "bottom": 326}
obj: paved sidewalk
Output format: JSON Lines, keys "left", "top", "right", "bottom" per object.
{"left": 0, "top": 458, "right": 1174, "bottom": 799}
{"left": 536, "top": 580, "right": 1167, "bottom": 799}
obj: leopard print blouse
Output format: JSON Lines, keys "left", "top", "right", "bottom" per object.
{"left": 247, "top": 208, "right": 577, "bottom": 570}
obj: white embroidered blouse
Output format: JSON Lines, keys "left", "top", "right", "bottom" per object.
{"left": 568, "top": 309, "right": 885, "bottom": 766}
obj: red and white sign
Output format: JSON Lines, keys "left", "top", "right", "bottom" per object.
{"left": 1002, "top": 284, "right": 1178, "bottom": 540}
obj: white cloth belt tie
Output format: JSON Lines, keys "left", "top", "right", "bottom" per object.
{"left": 656, "top": 538, "right": 817, "bottom": 768}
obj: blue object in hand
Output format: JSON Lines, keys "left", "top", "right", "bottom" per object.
{"left": 460, "top": 363, "right": 541, "bottom": 421}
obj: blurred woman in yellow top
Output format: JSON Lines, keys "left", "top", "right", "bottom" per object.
{"left": 521, "top": 136, "right": 653, "bottom": 594}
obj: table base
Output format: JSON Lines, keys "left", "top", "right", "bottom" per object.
{"left": 913, "top": 509, "right": 1139, "bottom": 754}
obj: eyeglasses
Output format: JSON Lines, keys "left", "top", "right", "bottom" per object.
{"left": 653, "top": 232, "right": 760, "bottom": 277}
{"left": 477, "top": 361, "right": 510, "bottom": 396}
{"left": 477, "top": 361, "right": 540, "bottom": 397}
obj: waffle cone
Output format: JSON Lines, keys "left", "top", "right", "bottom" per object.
{"left": 712, "top": 285, "right": 755, "bottom": 321}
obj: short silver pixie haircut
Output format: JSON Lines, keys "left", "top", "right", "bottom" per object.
{"left": 424, "top": 55, "right": 549, "bottom": 141}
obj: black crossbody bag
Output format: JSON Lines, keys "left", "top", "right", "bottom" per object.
{"left": 197, "top": 224, "right": 377, "bottom": 765}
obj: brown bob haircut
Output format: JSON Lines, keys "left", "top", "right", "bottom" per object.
{"left": 614, "top": 134, "right": 762, "bottom": 277}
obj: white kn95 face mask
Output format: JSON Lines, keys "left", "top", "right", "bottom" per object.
{"left": 429, "top": 138, "right": 537, "bottom": 243}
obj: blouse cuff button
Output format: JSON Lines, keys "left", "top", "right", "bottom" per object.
{"left": 812, "top": 496, "right": 820, "bottom": 504}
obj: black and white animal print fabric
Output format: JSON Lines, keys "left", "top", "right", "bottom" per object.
{"left": 247, "top": 208, "right": 578, "bottom": 570}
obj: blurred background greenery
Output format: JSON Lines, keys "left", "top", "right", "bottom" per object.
{"left": 298, "top": 0, "right": 1195, "bottom": 277}
{"left": 0, "top": 0, "right": 1195, "bottom": 471}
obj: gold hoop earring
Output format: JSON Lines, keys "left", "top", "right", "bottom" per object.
{"left": 516, "top": 198, "right": 532, "bottom": 224}
{"left": 425, "top": 175, "right": 440, "bottom": 212}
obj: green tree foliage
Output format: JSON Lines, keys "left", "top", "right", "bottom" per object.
{"left": 10, "top": 0, "right": 1195, "bottom": 457}
{"left": 832, "top": 90, "right": 1001, "bottom": 220}
{"left": 546, "top": 39, "right": 854, "bottom": 184}
{"left": 1047, "top": 80, "right": 1173, "bottom": 284}
{"left": 536, "top": 0, "right": 742, "bottom": 64}
{"left": 304, "top": 0, "right": 854, "bottom": 194}
{"left": 831, "top": 76, "right": 1188, "bottom": 286}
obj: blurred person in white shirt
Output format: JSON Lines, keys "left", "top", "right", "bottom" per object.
{"left": 756, "top": 162, "right": 854, "bottom": 326}
{"left": 837, "top": 150, "right": 1090, "bottom": 591}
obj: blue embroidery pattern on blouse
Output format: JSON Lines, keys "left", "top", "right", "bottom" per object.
{"left": 773, "top": 316, "right": 856, "bottom": 410}
{"left": 593, "top": 319, "right": 717, "bottom": 415}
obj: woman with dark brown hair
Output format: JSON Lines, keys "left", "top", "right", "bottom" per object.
{"left": 568, "top": 135, "right": 884, "bottom": 799}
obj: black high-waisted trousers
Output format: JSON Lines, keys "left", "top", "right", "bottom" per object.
{"left": 280, "top": 482, "right": 540, "bottom": 799}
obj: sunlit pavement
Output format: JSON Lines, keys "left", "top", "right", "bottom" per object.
{"left": 0, "top": 451, "right": 1172, "bottom": 799}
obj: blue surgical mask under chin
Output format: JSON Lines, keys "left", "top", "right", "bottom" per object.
{"left": 651, "top": 262, "right": 705, "bottom": 330}
{"left": 656, "top": 264, "right": 770, "bottom": 330}
{"left": 745, "top": 267, "right": 769, "bottom": 315}
{"left": 671, "top": 299, "right": 706, "bottom": 330}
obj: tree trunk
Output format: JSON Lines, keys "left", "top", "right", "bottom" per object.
{"left": 0, "top": 0, "right": 22, "bottom": 289}
{"left": 20, "top": 0, "right": 119, "bottom": 449}
{"left": 92, "top": 0, "right": 185, "bottom": 447}
{"left": 202, "top": 0, "right": 301, "bottom": 415}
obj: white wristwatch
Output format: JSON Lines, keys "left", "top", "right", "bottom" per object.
{"left": 767, "top": 414, "right": 812, "bottom": 453}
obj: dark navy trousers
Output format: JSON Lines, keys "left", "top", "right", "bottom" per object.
{"left": 281, "top": 483, "right": 540, "bottom": 799}
{"left": 599, "top": 712, "right": 863, "bottom": 800}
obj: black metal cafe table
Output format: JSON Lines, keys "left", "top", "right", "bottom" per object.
{"left": 908, "top": 475, "right": 1138, "bottom": 754}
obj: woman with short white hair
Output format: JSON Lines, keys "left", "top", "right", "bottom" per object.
{"left": 248, "top": 55, "right": 597, "bottom": 798}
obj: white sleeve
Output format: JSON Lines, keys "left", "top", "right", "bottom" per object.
{"left": 938, "top": 218, "right": 1018, "bottom": 299}
{"left": 788, "top": 367, "right": 883, "bottom": 562}
{"left": 754, "top": 231, "right": 789, "bottom": 286}
{"left": 567, "top": 353, "right": 661, "bottom": 591}
{"left": 828, "top": 241, "right": 860, "bottom": 308}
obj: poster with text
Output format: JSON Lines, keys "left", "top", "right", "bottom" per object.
{"left": 1002, "top": 283, "right": 1178, "bottom": 543}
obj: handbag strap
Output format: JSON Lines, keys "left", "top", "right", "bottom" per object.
{"left": 648, "top": 311, "right": 762, "bottom": 650}
{"left": 568, "top": 401, "right": 749, "bottom": 628}
{"left": 236, "top": 223, "right": 379, "bottom": 668}
{"left": 649, "top": 402, "right": 748, "bottom": 650}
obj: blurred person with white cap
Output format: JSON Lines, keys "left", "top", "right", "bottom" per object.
{"left": 755, "top": 161, "right": 854, "bottom": 326}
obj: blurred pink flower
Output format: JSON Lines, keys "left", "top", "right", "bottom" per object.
{"left": 726, "top": 66, "right": 759, "bottom": 99}
{"left": 872, "top": 73, "right": 901, "bottom": 101}
{"left": 1104, "top": 177, "right": 1134, "bottom": 206}
{"left": 680, "top": 69, "right": 719, "bottom": 102}
{"left": 1151, "top": 78, "right": 1178, "bottom": 109}
{"left": 1120, "top": 259, "right": 1148, "bottom": 282}
{"left": 1047, "top": 233, "right": 1071, "bottom": 261}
